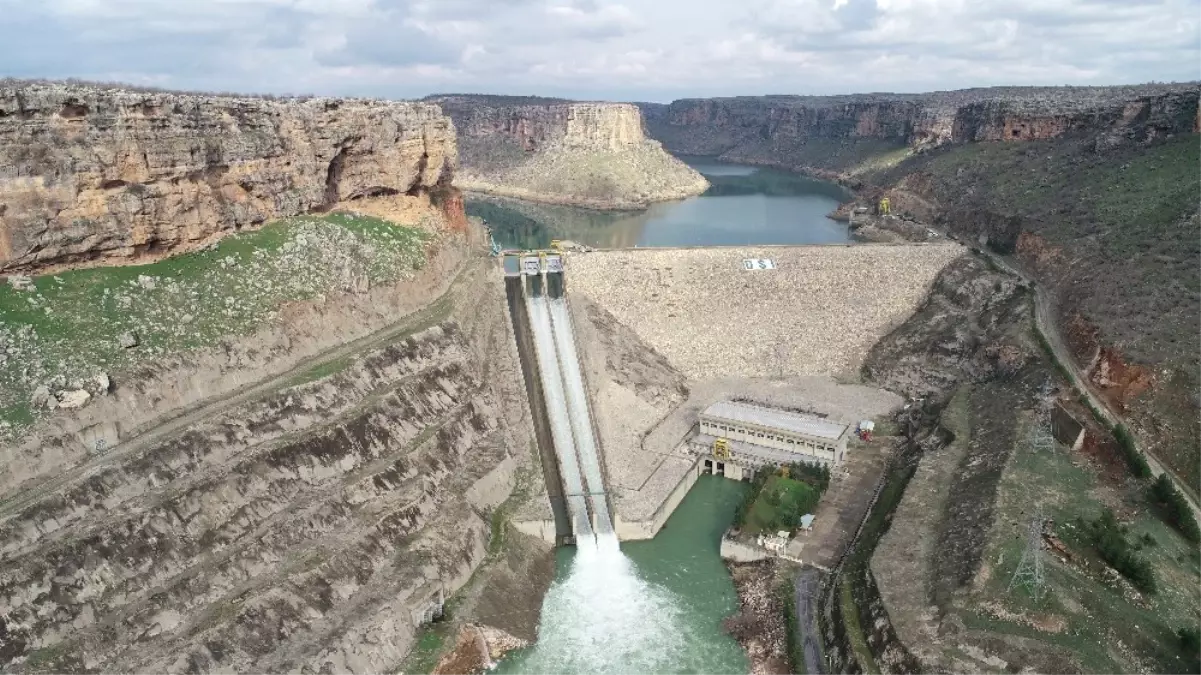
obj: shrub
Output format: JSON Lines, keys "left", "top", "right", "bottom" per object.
{"left": 1149, "top": 473, "right": 1201, "bottom": 543}
{"left": 1179, "top": 626, "right": 1200, "bottom": 654}
{"left": 732, "top": 469, "right": 768, "bottom": 529}
{"left": 1113, "top": 424, "right": 1152, "bottom": 478}
{"left": 787, "top": 462, "right": 831, "bottom": 494}
{"left": 1087, "top": 509, "right": 1157, "bottom": 593}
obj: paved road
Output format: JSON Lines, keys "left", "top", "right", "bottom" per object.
{"left": 794, "top": 568, "right": 825, "bottom": 675}
{"left": 984, "top": 251, "right": 1201, "bottom": 519}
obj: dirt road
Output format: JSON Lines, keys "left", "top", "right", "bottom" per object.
{"left": 985, "top": 252, "right": 1201, "bottom": 518}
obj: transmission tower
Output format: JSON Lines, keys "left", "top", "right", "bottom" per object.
{"left": 1027, "top": 380, "right": 1057, "bottom": 454}
{"left": 1008, "top": 508, "right": 1048, "bottom": 601}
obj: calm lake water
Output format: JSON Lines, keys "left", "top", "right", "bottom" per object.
{"left": 470, "top": 156, "right": 852, "bottom": 250}
{"left": 494, "top": 475, "right": 751, "bottom": 674}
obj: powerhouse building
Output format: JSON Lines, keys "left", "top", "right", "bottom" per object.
{"left": 691, "top": 400, "right": 849, "bottom": 479}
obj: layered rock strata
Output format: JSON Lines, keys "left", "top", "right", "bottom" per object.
{"left": 640, "top": 84, "right": 1200, "bottom": 164}
{"left": 0, "top": 311, "right": 534, "bottom": 674}
{"left": 0, "top": 81, "right": 458, "bottom": 272}
{"left": 428, "top": 96, "right": 708, "bottom": 209}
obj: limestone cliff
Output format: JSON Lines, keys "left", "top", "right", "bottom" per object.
{"left": 428, "top": 95, "right": 708, "bottom": 209}
{"left": 0, "top": 81, "right": 458, "bottom": 272}
{"left": 640, "top": 84, "right": 1200, "bottom": 170}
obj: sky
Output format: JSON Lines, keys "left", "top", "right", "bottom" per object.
{"left": 1, "top": 0, "right": 1198, "bottom": 102}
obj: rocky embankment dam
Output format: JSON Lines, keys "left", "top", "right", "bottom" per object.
{"left": 427, "top": 95, "right": 708, "bottom": 209}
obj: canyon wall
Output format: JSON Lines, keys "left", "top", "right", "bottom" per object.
{"left": 0, "top": 82, "right": 458, "bottom": 272}
{"left": 0, "top": 82, "right": 548, "bottom": 673}
{"left": 640, "top": 84, "right": 1200, "bottom": 170}
{"left": 428, "top": 95, "right": 707, "bottom": 209}
{"left": 0, "top": 301, "right": 538, "bottom": 674}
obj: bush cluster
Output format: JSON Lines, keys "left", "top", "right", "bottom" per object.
{"left": 732, "top": 469, "right": 770, "bottom": 528}
{"left": 1113, "top": 424, "right": 1152, "bottom": 478}
{"left": 1149, "top": 474, "right": 1201, "bottom": 543}
{"left": 1084, "top": 509, "right": 1157, "bottom": 594}
{"left": 787, "top": 461, "right": 832, "bottom": 494}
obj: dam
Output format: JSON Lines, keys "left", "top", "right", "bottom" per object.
{"left": 493, "top": 241, "right": 962, "bottom": 673}
{"left": 508, "top": 242, "right": 963, "bottom": 546}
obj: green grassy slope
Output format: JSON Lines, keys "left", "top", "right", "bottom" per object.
{"left": 867, "top": 134, "right": 1200, "bottom": 487}
{"left": 0, "top": 213, "right": 431, "bottom": 437}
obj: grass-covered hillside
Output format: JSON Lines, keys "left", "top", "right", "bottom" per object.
{"left": 865, "top": 133, "right": 1200, "bottom": 489}
{"left": 874, "top": 134, "right": 1199, "bottom": 369}
{"left": 0, "top": 213, "right": 431, "bottom": 438}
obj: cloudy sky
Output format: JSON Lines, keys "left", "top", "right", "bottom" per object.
{"left": 2, "top": 0, "right": 1197, "bottom": 101}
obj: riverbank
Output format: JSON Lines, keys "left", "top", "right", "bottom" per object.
{"left": 723, "top": 559, "right": 793, "bottom": 674}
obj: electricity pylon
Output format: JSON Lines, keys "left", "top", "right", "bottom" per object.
{"left": 1008, "top": 508, "right": 1048, "bottom": 601}
{"left": 1028, "top": 380, "right": 1057, "bottom": 454}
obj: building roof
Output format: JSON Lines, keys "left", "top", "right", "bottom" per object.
{"left": 701, "top": 401, "right": 848, "bottom": 441}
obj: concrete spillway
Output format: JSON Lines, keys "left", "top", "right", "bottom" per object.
{"left": 548, "top": 297, "right": 615, "bottom": 542}
{"left": 526, "top": 291, "right": 598, "bottom": 544}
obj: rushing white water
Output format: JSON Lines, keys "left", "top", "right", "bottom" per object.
{"left": 500, "top": 542, "right": 694, "bottom": 674}
{"left": 547, "top": 297, "right": 616, "bottom": 541}
{"left": 525, "top": 290, "right": 594, "bottom": 540}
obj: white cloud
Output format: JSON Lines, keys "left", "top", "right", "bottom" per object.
{"left": 0, "top": 0, "right": 1196, "bottom": 100}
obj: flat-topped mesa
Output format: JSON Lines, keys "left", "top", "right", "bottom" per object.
{"left": 0, "top": 81, "right": 461, "bottom": 273}
{"left": 428, "top": 95, "right": 708, "bottom": 210}
{"left": 563, "top": 103, "right": 644, "bottom": 149}
{"left": 640, "top": 83, "right": 1201, "bottom": 164}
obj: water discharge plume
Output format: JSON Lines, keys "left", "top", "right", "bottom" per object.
{"left": 501, "top": 541, "right": 691, "bottom": 674}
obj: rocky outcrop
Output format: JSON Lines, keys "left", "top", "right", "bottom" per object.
{"left": 0, "top": 267, "right": 541, "bottom": 673}
{"left": 0, "top": 81, "right": 552, "bottom": 675}
{"left": 0, "top": 81, "right": 458, "bottom": 272}
{"left": 428, "top": 95, "right": 707, "bottom": 209}
{"left": 640, "top": 84, "right": 1200, "bottom": 170}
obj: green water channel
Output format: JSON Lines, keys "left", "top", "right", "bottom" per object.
{"left": 494, "top": 475, "right": 752, "bottom": 674}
